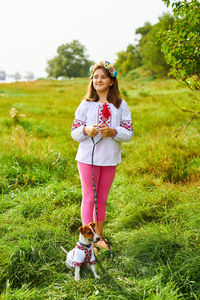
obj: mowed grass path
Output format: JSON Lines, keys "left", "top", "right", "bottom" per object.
{"left": 0, "top": 78, "right": 199, "bottom": 299}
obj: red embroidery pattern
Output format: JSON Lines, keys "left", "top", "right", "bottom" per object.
{"left": 73, "top": 262, "right": 82, "bottom": 266}
{"left": 90, "top": 260, "right": 96, "bottom": 265}
{"left": 120, "top": 120, "right": 133, "bottom": 132}
{"left": 98, "top": 103, "right": 111, "bottom": 126}
{"left": 71, "top": 119, "right": 86, "bottom": 131}
{"left": 102, "top": 103, "right": 111, "bottom": 119}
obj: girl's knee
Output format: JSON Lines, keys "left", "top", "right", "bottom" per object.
{"left": 82, "top": 195, "right": 95, "bottom": 205}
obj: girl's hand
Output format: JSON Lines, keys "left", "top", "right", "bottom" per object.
{"left": 84, "top": 125, "right": 99, "bottom": 137}
{"left": 100, "top": 124, "right": 117, "bottom": 137}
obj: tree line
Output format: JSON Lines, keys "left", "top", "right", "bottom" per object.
{"left": 115, "top": 12, "right": 174, "bottom": 78}
{"left": 46, "top": 0, "right": 199, "bottom": 91}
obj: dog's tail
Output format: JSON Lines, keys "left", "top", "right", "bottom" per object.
{"left": 61, "top": 246, "right": 68, "bottom": 254}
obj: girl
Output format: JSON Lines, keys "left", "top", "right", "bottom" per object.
{"left": 71, "top": 61, "right": 133, "bottom": 248}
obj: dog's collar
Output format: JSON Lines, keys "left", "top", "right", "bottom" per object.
{"left": 78, "top": 242, "right": 91, "bottom": 248}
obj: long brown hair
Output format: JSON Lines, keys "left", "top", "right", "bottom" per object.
{"left": 85, "top": 63, "right": 122, "bottom": 109}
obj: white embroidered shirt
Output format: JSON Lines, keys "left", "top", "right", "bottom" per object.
{"left": 71, "top": 99, "right": 133, "bottom": 166}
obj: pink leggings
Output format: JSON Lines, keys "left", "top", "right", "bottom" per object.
{"left": 78, "top": 162, "right": 116, "bottom": 225}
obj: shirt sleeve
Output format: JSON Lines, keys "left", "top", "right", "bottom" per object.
{"left": 71, "top": 100, "right": 89, "bottom": 143}
{"left": 113, "top": 100, "right": 134, "bottom": 142}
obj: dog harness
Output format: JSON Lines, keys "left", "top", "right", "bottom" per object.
{"left": 67, "top": 243, "right": 96, "bottom": 267}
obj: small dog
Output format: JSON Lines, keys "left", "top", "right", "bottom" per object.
{"left": 61, "top": 222, "right": 100, "bottom": 281}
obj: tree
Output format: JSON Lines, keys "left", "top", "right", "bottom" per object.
{"left": 46, "top": 40, "right": 94, "bottom": 78}
{"left": 115, "top": 15, "right": 174, "bottom": 78}
{"left": 160, "top": 0, "right": 200, "bottom": 90}
{"left": 135, "top": 22, "right": 152, "bottom": 37}
{"left": 159, "top": 0, "right": 200, "bottom": 135}
{"left": 115, "top": 44, "right": 141, "bottom": 75}
{"left": 137, "top": 14, "right": 174, "bottom": 77}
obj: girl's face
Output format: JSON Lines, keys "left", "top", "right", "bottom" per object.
{"left": 93, "top": 68, "right": 113, "bottom": 94}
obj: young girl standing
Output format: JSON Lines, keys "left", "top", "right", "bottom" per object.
{"left": 71, "top": 61, "right": 133, "bottom": 248}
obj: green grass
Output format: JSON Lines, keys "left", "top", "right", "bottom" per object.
{"left": 0, "top": 77, "right": 199, "bottom": 299}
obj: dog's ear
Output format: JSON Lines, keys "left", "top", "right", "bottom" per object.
{"left": 88, "top": 222, "right": 95, "bottom": 229}
{"left": 78, "top": 226, "right": 85, "bottom": 234}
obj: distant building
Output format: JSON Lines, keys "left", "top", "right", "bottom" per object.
{"left": 25, "top": 72, "right": 34, "bottom": 81}
{"left": 14, "top": 72, "right": 21, "bottom": 81}
{"left": 0, "top": 71, "right": 6, "bottom": 80}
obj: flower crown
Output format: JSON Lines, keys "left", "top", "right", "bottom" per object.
{"left": 89, "top": 61, "right": 118, "bottom": 78}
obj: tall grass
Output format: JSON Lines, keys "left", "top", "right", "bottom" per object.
{"left": 0, "top": 77, "right": 199, "bottom": 299}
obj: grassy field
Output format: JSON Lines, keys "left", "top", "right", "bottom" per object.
{"left": 0, "top": 76, "right": 199, "bottom": 299}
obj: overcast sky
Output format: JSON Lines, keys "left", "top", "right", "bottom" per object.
{"left": 0, "top": 0, "right": 171, "bottom": 78}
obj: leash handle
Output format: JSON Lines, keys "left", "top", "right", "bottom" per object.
{"left": 91, "top": 137, "right": 114, "bottom": 258}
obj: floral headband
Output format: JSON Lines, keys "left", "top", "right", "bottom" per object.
{"left": 89, "top": 60, "right": 118, "bottom": 78}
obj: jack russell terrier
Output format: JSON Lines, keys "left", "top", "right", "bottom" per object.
{"left": 61, "top": 222, "right": 100, "bottom": 281}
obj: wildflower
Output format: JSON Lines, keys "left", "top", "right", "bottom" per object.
{"left": 9, "top": 107, "right": 26, "bottom": 123}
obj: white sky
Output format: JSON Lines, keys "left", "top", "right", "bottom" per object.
{"left": 0, "top": 0, "right": 171, "bottom": 78}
